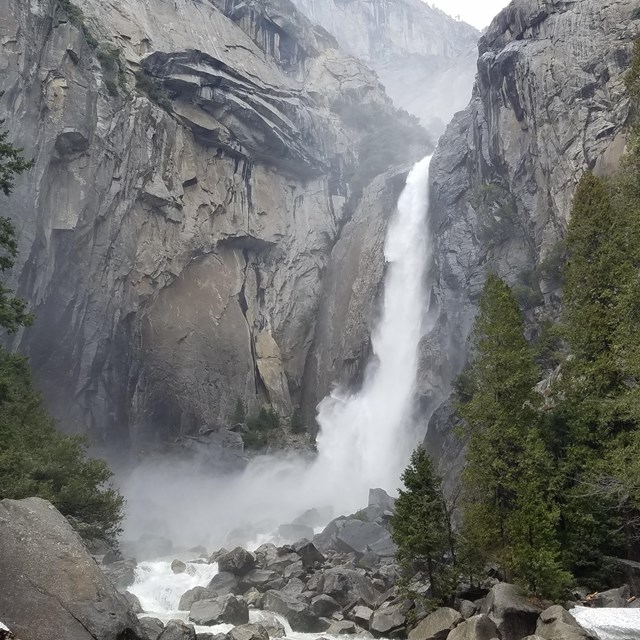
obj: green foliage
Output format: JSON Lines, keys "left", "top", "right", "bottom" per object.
{"left": 391, "top": 447, "right": 456, "bottom": 603}
{"left": 0, "top": 126, "right": 123, "bottom": 542}
{"left": 242, "top": 407, "right": 279, "bottom": 450}
{"left": 0, "top": 349, "right": 124, "bottom": 541}
{"left": 458, "top": 275, "right": 570, "bottom": 598}
{"left": 471, "top": 183, "right": 517, "bottom": 245}
{"left": 57, "top": 0, "right": 98, "bottom": 49}
{"left": 230, "top": 398, "right": 246, "bottom": 427}
{"left": 135, "top": 70, "right": 173, "bottom": 113}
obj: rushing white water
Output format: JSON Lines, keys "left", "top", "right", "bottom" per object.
{"left": 121, "top": 156, "right": 434, "bottom": 548}
{"left": 311, "top": 155, "right": 433, "bottom": 504}
{"left": 573, "top": 606, "right": 640, "bottom": 640}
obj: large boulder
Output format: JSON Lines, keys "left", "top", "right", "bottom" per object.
{"left": 589, "top": 585, "right": 630, "bottom": 608}
{"left": 189, "top": 595, "right": 249, "bottom": 625}
{"left": 227, "top": 624, "right": 269, "bottom": 640}
{"left": 369, "top": 602, "right": 408, "bottom": 635}
{"left": 240, "top": 569, "right": 280, "bottom": 592}
{"left": 482, "top": 583, "right": 543, "bottom": 640}
{"left": 140, "top": 617, "right": 165, "bottom": 640}
{"left": 0, "top": 497, "right": 147, "bottom": 640}
{"left": 447, "top": 615, "right": 500, "bottom": 640}
{"left": 250, "top": 612, "right": 286, "bottom": 638}
{"left": 208, "top": 571, "right": 240, "bottom": 595}
{"left": 158, "top": 619, "right": 197, "bottom": 640}
{"left": 535, "top": 606, "right": 598, "bottom": 640}
{"left": 101, "top": 558, "right": 138, "bottom": 591}
{"left": 337, "top": 521, "right": 396, "bottom": 557}
{"left": 310, "top": 594, "right": 342, "bottom": 617}
{"left": 263, "top": 589, "right": 325, "bottom": 632}
{"left": 179, "top": 586, "right": 219, "bottom": 611}
{"left": 293, "top": 540, "right": 326, "bottom": 568}
{"left": 408, "top": 607, "right": 463, "bottom": 640}
{"left": 218, "top": 548, "right": 256, "bottom": 576}
{"left": 320, "top": 567, "right": 378, "bottom": 607}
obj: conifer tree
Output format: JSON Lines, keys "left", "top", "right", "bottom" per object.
{"left": 391, "top": 446, "right": 454, "bottom": 602}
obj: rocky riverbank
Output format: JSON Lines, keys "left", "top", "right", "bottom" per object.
{"left": 2, "top": 494, "right": 639, "bottom": 640}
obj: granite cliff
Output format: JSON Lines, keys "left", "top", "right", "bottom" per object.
{"left": 0, "top": 0, "right": 429, "bottom": 450}
{"left": 422, "top": 0, "right": 639, "bottom": 481}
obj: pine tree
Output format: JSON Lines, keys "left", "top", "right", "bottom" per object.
{"left": 458, "top": 275, "right": 569, "bottom": 597}
{"left": 391, "top": 446, "right": 455, "bottom": 602}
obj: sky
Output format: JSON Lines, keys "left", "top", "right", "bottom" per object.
{"left": 431, "top": 0, "right": 510, "bottom": 30}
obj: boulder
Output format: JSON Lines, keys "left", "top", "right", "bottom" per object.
{"left": 458, "top": 601, "right": 477, "bottom": 620}
{"left": 311, "top": 594, "right": 342, "bottom": 617}
{"left": 482, "top": 583, "right": 543, "bottom": 640}
{"left": 189, "top": 595, "right": 249, "bottom": 626}
{"left": 227, "top": 624, "right": 269, "bottom": 640}
{"left": 368, "top": 489, "right": 396, "bottom": 514}
{"left": 283, "top": 561, "right": 306, "bottom": 580}
{"left": 283, "top": 578, "right": 307, "bottom": 597}
{"left": 293, "top": 507, "right": 333, "bottom": 528}
{"left": 255, "top": 544, "right": 280, "bottom": 568}
{"left": 208, "top": 571, "right": 240, "bottom": 595}
{"left": 408, "top": 607, "right": 462, "bottom": 640}
{"left": 321, "top": 567, "right": 378, "bottom": 607}
{"left": 370, "top": 602, "right": 407, "bottom": 635}
{"left": 326, "top": 620, "right": 358, "bottom": 635}
{"left": 535, "top": 605, "right": 598, "bottom": 640}
{"left": 263, "top": 589, "right": 325, "bottom": 632}
{"left": 158, "top": 619, "right": 197, "bottom": 640}
{"left": 101, "top": 558, "right": 138, "bottom": 591}
{"left": 124, "top": 591, "right": 144, "bottom": 614}
{"left": 240, "top": 569, "right": 280, "bottom": 591}
{"left": 352, "top": 605, "right": 374, "bottom": 627}
{"left": 0, "top": 497, "right": 147, "bottom": 640}
{"left": 335, "top": 520, "right": 397, "bottom": 558}
{"left": 251, "top": 611, "right": 286, "bottom": 638}
{"left": 218, "top": 548, "right": 256, "bottom": 576}
{"left": 210, "top": 548, "right": 230, "bottom": 564}
{"left": 279, "top": 524, "right": 315, "bottom": 542}
{"left": 447, "top": 614, "right": 500, "bottom": 640}
{"left": 590, "top": 585, "right": 630, "bottom": 608}
{"left": 140, "top": 617, "right": 165, "bottom": 640}
{"left": 179, "top": 586, "right": 219, "bottom": 611}
{"left": 244, "top": 587, "right": 263, "bottom": 608}
{"left": 293, "top": 540, "right": 326, "bottom": 568}
{"left": 268, "top": 551, "right": 303, "bottom": 573}
{"left": 172, "top": 559, "right": 188, "bottom": 574}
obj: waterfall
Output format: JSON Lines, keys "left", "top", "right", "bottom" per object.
{"left": 120, "top": 156, "right": 434, "bottom": 547}
{"left": 310, "top": 155, "right": 433, "bottom": 509}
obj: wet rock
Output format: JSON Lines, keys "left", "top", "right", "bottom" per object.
{"left": 240, "top": 569, "right": 280, "bottom": 592}
{"left": 311, "top": 594, "right": 342, "bottom": 617}
{"left": 327, "top": 620, "right": 358, "bottom": 635}
{"left": 189, "top": 595, "right": 249, "bottom": 626}
{"left": 263, "top": 589, "right": 326, "bottom": 632}
{"left": 124, "top": 591, "right": 143, "bottom": 614}
{"left": 283, "top": 578, "right": 307, "bottom": 597}
{"left": 218, "top": 547, "right": 257, "bottom": 576}
{"left": 140, "top": 617, "right": 165, "bottom": 640}
{"left": 179, "top": 586, "right": 218, "bottom": 611}
{"left": 251, "top": 611, "right": 286, "bottom": 638}
{"left": 102, "top": 558, "right": 138, "bottom": 591}
{"left": 459, "top": 600, "right": 477, "bottom": 619}
{"left": 244, "top": 587, "right": 263, "bottom": 608}
{"left": 351, "top": 605, "right": 374, "bottom": 627}
{"left": 293, "top": 541, "right": 326, "bottom": 568}
{"left": 0, "top": 497, "right": 147, "bottom": 640}
{"left": 535, "top": 605, "right": 598, "bottom": 640}
{"left": 210, "top": 548, "right": 230, "bottom": 564}
{"left": 481, "top": 583, "right": 543, "bottom": 640}
{"left": 320, "top": 567, "right": 377, "bottom": 607}
{"left": 283, "top": 561, "right": 306, "bottom": 580}
{"left": 172, "top": 559, "right": 187, "bottom": 574}
{"left": 227, "top": 623, "right": 269, "bottom": 640}
{"left": 447, "top": 615, "right": 500, "bottom": 640}
{"left": 369, "top": 602, "right": 407, "bottom": 635}
{"left": 408, "top": 607, "right": 462, "bottom": 640}
{"left": 590, "top": 585, "right": 630, "bottom": 608}
{"left": 208, "top": 571, "right": 240, "bottom": 595}
{"left": 158, "top": 619, "right": 197, "bottom": 640}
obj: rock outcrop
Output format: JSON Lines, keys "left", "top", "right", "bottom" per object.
{"left": 289, "top": 0, "right": 480, "bottom": 134}
{"left": 0, "top": 497, "right": 146, "bottom": 640}
{"left": 0, "top": 0, "right": 428, "bottom": 451}
{"left": 423, "top": 0, "right": 639, "bottom": 483}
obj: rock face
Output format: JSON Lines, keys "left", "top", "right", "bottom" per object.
{"left": 424, "top": 0, "right": 639, "bottom": 484}
{"left": 289, "top": 0, "right": 479, "bottom": 134}
{"left": 0, "top": 0, "right": 428, "bottom": 451}
{"left": 0, "top": 497, "right": 146, "bottom": 640}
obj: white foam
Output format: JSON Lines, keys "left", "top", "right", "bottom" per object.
{"left": 573, "top": 606, "right": 640, "bottom": 640}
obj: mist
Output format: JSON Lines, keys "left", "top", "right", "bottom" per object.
{"left": 119, "top": 157, "right": 434, "bottom": 553}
